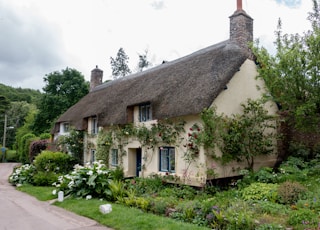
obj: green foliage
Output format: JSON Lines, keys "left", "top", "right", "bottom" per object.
{"left": 9, "top": 164, "right": 36, "bottom": 185}
{"left": 241, "top": 182, "right": 279, "bottom": 202}
{"left": 221, "top": 99, "right": 277, "bottom": 169}
{"left": 32, "top": 171, "right": 59, "bottom": 186}
{"left": 108, "top": 180, "right": 126, "bottom": 201}
{"left": 53, "top": 161, "right": 113, "bottom": 198}
{"left": 57, "top": 128, "right": 84, "bottom": 164}
{"left": 287, "top": 208, "right": 319, "bottom": 228}
{"left": 199, "top": 99, "right": 277, "bottom": 169}
{"left": 0, "top": 83, "right": 41, "bottom": 105}
{"left": 110, "top": 47, "right": 131, "bottom": 79}
{"left": 4, "top": 101, "right": 36, "bottom": 148}
{"left": 33, "top": 67, "right": 89, "bottom": 134}
{"left": 33, "top": 150, "right": 75, "bottom": 174}
{"left": 110, "top": 166, "right": 124, "bottom": 181}
{"left": 252, "top": 0, "right": 320, "bottom": 131}
{"left": 96, "top": 129, "right": 113, "bottom": 165}
{"left": 18, "top": 133, "right": 37, "bottom": 163}
{"left": 14, "top": 107, "right": 37, "bottom": 151}
{"left": 5, "top": 150, "right": 18, "bottom": 162}
{"left": 277, "top": 181, "right": 307, "bottom": 204}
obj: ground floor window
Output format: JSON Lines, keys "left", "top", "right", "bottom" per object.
{"left": 159, "top": 147, "right": 175, "bottom": 172}
{"left": 111, "top": 149, "right": 118, "bottom": 166}
{"left": 90, "top": 149, "right": 96, "bottom": 163}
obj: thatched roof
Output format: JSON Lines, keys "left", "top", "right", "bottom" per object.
{"left": 53, "top": 40, "right": 250, "bottom": 132}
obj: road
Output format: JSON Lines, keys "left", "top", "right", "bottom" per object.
{"left": 0, "top": 163, "right": 113, "bottom": 230}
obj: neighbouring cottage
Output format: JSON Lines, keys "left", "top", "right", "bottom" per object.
{"left": 52, "top": 0, "right": 278, "bottom": 186}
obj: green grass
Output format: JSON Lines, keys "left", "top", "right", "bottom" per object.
{"left": 17, "top": 185, "right": 209, "bottom": 230}
{"left": 55, "top": 199, "right": 209, "bottom": 230}
{"left": 17, "top": 185, "right": 56, "bottom": 201}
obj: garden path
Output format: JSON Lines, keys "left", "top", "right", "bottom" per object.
{"left": 0, "top": 163, "right": 113, "bottom": 230}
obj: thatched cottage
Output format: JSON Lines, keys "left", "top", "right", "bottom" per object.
{"left": 52, "top": 0, "right": 278, "bottom": 186}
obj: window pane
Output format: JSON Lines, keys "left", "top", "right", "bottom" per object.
{"left": 169, "top": 148, "right": 175, "bottom": 172}
{"left": 111, "top": 149, "right": 118, "bottom": 166}
{"left": 160, "top": 149, "right": 168, "bottom": 171}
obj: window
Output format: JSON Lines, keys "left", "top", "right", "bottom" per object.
{"left": 111, "top": 149, "right": 119, "bottom": 166}
{"left": 92, "top": 117, "right": 98, "bottom": 134}
{"left": 159, "top": 147, "right": 175, "bottom": 172}
{"left": 63, "top": 123, "right": 70, "bottom": 133}
{"left": 139, "top": 103, "right": 152, "bottom": 122}
{"left": 90, "top": 149, "right": 96, "bottom": 163}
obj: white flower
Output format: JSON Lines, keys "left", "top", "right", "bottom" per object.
{"left": 86, "top": 195, "right": 92, "bottom": 200}
{"left": 87, "top": 170, "right": 93, "bottom": 176}
{"left": 52, "top": 189, "right": 57, "bottom": 195}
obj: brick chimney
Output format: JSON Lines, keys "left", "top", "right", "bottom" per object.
{"left": 90, "top": 65, "right": 103, "bottom": 91}
{"left": 229, "top": 0, "right": 253, "bottom": 50}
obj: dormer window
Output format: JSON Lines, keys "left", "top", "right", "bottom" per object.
{"left": 139, "top": 103, "right": 152, "bottom": 122}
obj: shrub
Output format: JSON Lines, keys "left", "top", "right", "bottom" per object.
{"left": 33, "top": 151, "right": 75, "bottom": 174}
{"left": 32, "top": 171, "right": 59, "bottom": 186}
{"left": 287, "top": 209, "right": 319, "bottom": 228}
{"left": 241, "top": 182, "right": 279, "bottom": 202}
{"left": 9, "top": 164, "right": 36, "bottom": 185}
{"left": 53, "top": 161, "right": 113, "bottom": 198}
{"left": 277, "top": 181, "right": 307, "bottom": 204}
{"left": 29, "top": 139, "right": 48, "bottom": 162}
{"left": 18, "top": 133, "right": 37, "bottom": 163}
{"left": 6, "top": 150, "right": 19, "bottom": 162}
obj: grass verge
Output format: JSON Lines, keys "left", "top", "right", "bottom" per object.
{"left": 17, "top": 185, "right": 209, "bottom": 230}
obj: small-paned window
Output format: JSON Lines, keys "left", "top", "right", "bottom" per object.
{"left": 159, "top": 147, "right": 175, "bottom": 172}
{"left": 92, "top": 117, "right": 98, "bottom": 134}
{"left": 139, "top": 103, "right": 152, "bottom": 122}
{"left": 111, "top": 149, "right": 119, "bottom": 166}
{"left": 90, "top": 149, "right": 96, "bottom": 163}
{"left": 63, "top": 123, "right": 70, "bottom": 133}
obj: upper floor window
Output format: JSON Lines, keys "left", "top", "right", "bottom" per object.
{"left": 111, "top": 149, "right": 119, "bottom": 167}
{"left": 139, "top": 103, "right": 152, "bottom": 122}
{"left": 159, "top": 147, "right": 175, "bottom": 173}
{"left": 62, "top": 122, "right": 70, "bottom": 133}
{"left": 92, "top": 117, "right": 98, "bottom": 134}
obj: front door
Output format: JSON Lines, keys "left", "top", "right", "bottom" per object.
{"left": 136, "top": 148, "right": 142, "bottom": 177}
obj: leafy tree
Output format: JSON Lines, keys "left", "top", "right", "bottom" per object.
{"left": 110, "top": 48, "right": 131, "bottom": 79}
{"left": 33, "top": 68, "right": 89, "bottom": 135}
{"left": 137, "top": 49, "right": 152, "bottom": 72}
{"left": 57, "top": 128, "right": 84, "bottom": 164}
{"left": 3, "top": 101, "right": 35, "bottom": 148}
{"left": 251, "top": 0, "right": 320, "bottom": 131}
{"left": 0, "top": 95, "right": 10, "bottom": 114}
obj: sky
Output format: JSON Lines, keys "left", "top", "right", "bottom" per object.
{"left": 0, "top": 0, "right": 314, "bottom": 90}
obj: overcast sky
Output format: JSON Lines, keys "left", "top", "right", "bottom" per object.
{"left": 0, "top": 0, "right": 314, "bottom": 90}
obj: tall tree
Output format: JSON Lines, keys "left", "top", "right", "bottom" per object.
{"left": 33, "top": 68, "right": 89, "bottom": 135}
{"left": 137, "top": 49, "right": 152, "bottom": 72}
{"left": 110, "top": 48, "right": 131, "bottom": 79}
{"left": 252, "top": 0, "right": 320, "bottom": 131}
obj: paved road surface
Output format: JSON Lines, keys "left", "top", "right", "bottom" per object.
{"left": 0, "top": 163, "right": 113, "bottom": 230}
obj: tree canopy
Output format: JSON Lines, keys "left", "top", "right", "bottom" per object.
{"left": 252, "top": 0, "right": 320, "bottom": 131}
{"left": 33, "top": 67, "right": 89, "bottom": 135}
{"left": 110, "top": 48, "right": 131, "bottom": 79}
